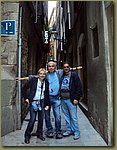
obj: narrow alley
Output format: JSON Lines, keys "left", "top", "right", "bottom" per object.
{"left": 1, "top": 1, "right": 114, "bottom": 147}
{"left": 1, "top": 106, "right": 107, "bottom": 146}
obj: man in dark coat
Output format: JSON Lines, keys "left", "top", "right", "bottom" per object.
{"left": 60, "top": 62, "right": 82, "bottom": 140}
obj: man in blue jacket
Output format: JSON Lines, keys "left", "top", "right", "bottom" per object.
{"left": 60, "top": 62, "right": 82, "bottom": 140}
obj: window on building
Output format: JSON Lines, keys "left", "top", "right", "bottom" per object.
{"left": 92, "top": 24, "right": 99, "bottom": 58}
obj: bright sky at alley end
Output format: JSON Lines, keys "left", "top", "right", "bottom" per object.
{"left": 48, "top": 1, "right": 57, "bottom": 20}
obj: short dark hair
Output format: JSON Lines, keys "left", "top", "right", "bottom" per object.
{"left": 63, "top": 61, "right": 69, "bottom": 66}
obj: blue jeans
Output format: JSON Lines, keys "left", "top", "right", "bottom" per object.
{"left": 45, "top": 95, "right": 61, "bottom": 133}
{"left": 61, "top": 99, "right": 80, "bottom": 136}
{"left": 24, "top": 99, "right": 44, "bottom": 138}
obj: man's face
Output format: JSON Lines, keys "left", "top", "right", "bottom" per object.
{"left": 63, "top": 64, "right": 70, "bottom": 75}
{"left": 47, "top": 62, "right": 56, "bottom": 73}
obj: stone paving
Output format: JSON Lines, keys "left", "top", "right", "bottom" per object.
{"left": 1, "top": 106, "right": 107, "bottom": 147}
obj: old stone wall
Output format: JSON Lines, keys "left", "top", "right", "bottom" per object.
{"left": 1, "top": 2, "right": 20, "bottom": 136}
{"left": 86, "top": 1, "right": 113, "bottom": 143}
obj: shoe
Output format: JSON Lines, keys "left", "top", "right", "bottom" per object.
{"left": 63, "top": 131, "right": 73, "bottom": 137}
{"left": 37, "top": 135, "right": 45, "bottom": 141}
{"left": 24, "top": 136, "right": 30, "bottom": 144}
{"left": 73, "top": 134, "right": 80, "bottom": 140}
{"left": 56, "top": 133, "right": 63, "bottom": 139}
{"left": 46, "top": 132, "right": 54, "bottom": 138}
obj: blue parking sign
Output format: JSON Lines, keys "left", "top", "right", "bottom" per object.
{"left": 1, "top": 20, "right": 16, "bottom": 36}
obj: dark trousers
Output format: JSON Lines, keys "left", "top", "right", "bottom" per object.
{"left": 24, "top": 100, "right": 44, "bottom": 138}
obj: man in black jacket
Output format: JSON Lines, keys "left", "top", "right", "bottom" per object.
{"left": 60, "top": 62, "right": 82, "bottom": 140}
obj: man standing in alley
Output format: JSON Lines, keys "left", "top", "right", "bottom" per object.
{"left": 45, "top": 60, "right": 82, "bottom": 139}
{"left": 16, "top": 60, "right": 82, "bottom": 140}
{"left": 60, "top": 62, "right": 82, "bottom": 140}
{"left": 45, "top": 61, "right": 63, "bottom": 139}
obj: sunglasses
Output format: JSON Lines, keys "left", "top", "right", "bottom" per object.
{"left": 64, "top": 66, "right": 69, "bottom": 68}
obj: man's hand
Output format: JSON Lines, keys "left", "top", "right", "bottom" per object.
{"left": 71, "top": 66, "right": 82, "bottom": 71}
{"left": 45, "top": 106, "right": 49, "bottom": 110}
{"left": 16, "top": 77, "right": 29, "bottom": 81}
{"left": 16, "top": 77, "right": 20, "bottom": 81}
{"left": 73, "top": 99, "right": 79, "bottom": 105}
{"left": 25, "top": 99, "right": 29, "bottom": 105}
{"left": 76, "top": 66, "right": 82, "bottom": 70}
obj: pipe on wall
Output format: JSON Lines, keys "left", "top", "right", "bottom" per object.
{"left": 17, "top": 6, "right": 22, "bottom": 128}
{"left": 60, "top": 7, "right": 63, "bottom": 51}
{"left": 34, "top": 1, "right": 38, "bottom": 23}
{"left": 67, "top": 1, "right": 71, "bottom": 30}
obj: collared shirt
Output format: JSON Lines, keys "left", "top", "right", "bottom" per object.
{"left": 33, "top": 79, "right": 45, "bottom": 100}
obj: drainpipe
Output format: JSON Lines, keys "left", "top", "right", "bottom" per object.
{"left": 17, "top": 6, "right": 22, "bottom": 128}
{"left": 102, "top": 1, "right": 113, "bottom": 146}
{"left": 60, "top": 7, "right": 63, "bottom": 51}
{"left": 34, "top": 1, "right": 38, "bottom": 23}
{"left": 63, "top": 18, "right": 66, "bottom": 46}
{"left": 67, "top": 1, "right": 71, "bottom": 29}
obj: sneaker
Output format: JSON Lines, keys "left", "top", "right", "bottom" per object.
{"left": 24, "top": 136, "right": 30, "bottom": 144}
{"left": 56, "top": 133, "right": 63, "bottom": 139}
{"left": 63, "top": 131, "right": 73, "bottom": 137}
{"left": 46, "top": 132, "right": 54, "bottom": 138}
{"left": 73, "top": 134, "right": 80, "bottom": 140}
{"left": 37, "top": 135, "right": 45, "bottom": 141}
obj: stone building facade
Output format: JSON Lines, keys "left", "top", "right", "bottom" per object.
{"left": 1, "top": 1, "right": 113, "bottom": 146}
{"left": 1, "top": 1, "right": 48, "bottom": 136}
{"left": 55, "top": 1, "right": 113, "bottom": 145}
{"left": 1, "top": 1, "right": 20, "bottom": 136}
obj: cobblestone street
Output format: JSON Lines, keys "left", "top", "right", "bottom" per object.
{"left": 1, "top": 106, "right": 107, "bottom": 147}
